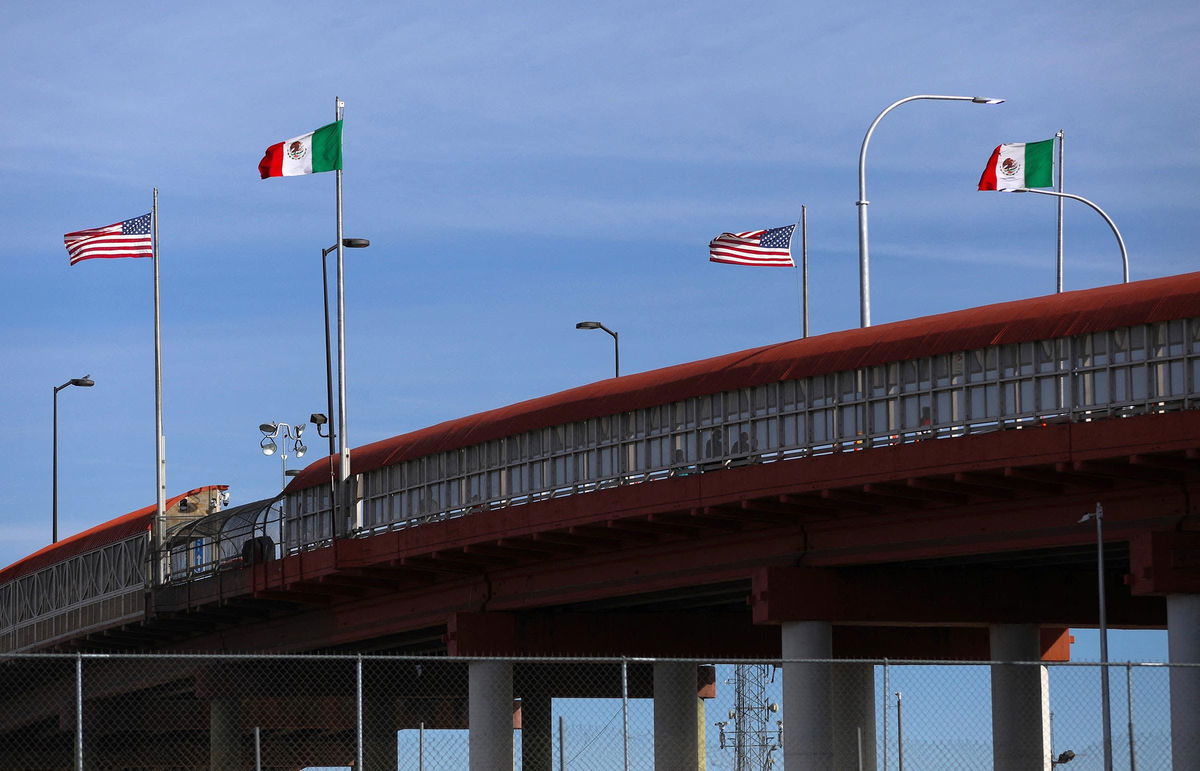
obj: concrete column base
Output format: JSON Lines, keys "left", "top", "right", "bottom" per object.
{"left": 469, "top": 660, "right": 513, "bottom": 771}
{"left": 654, "top": 661, "right": 701, "bottom": 770}
{"left": 1168, "top": 594, "right": 1200, "bottom": 770}
{"left": 782, "top": 621, "right": 833, "bottom": 770}
{"left": 989, "top": 624, "right": 1050, "bottom": 771}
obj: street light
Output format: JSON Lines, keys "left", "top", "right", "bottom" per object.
{"left": 1080, "top": 503, "right": 1114, "bottom": 771}
{"left": 857, "top": 94, "right": 1004, "bottom": 327}
{"left": 52, "top": 375, "right": 94, "bottom": 543}
{"left": 321, "top": 238, "right": 368, "bottom": 532}
{"left": 258, "top": 421, "right": 308, "bottom": 490}
{"left": 320, "top": 238, "right": 370, "bottom": 458}
{"left": 1012, "top": 189, "right": 1129, "bottom": 284}
{"left": 576, "top": 321, "right": 620, "bottom": 378}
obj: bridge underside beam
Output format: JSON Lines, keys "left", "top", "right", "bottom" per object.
{"left": 752, "top": 565, "right": 1166, "bottom": 629}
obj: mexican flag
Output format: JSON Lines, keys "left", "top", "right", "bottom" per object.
{"left": 978, "top": 139, "right": 1053, "bottom": 191}
{"left": 259, "top": 121, "right": 343, "bottom": 178}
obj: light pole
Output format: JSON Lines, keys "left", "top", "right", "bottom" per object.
{"left": 52, "top": 375, "right": 94, "bottom": 543}
{"left": 259, "top": 421, "right": 308, "bottom": 491}
{"left": 322, "top": 237, "right": 368, "bottom": 534}
{"left": 857, "top": 94, "right": 1004, "bottom": 327}
{"left": 1080, "top": 503, "right": 1114, "bottom": 771}
{"left": 1013, "top": 189, "right": 1129, "bottom": 284}
{"left": 576, "top": 321, "right": 619, "bottom": 378}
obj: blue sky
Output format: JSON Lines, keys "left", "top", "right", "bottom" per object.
{"left": 2, "top": 2, "right": 1196, "bottom": 660}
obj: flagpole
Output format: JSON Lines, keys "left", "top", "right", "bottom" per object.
{"left": 152, "top": 188, "right": 166, "bottom": 585}
{"left": 1056, "top": 130, "right": 1064, "bottom": 293}
{"left": 794, "top": 205, "right": 809, "bottom": 338}
{"left": 334, "top": 97, "right": 351, "bottom": 537}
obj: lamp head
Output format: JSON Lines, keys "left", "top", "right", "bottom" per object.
{"left": 294, "top": 440, "right": 307, "bottom": 458}
{"left": 260, "top": 437, "right": 278, "bottom": 456}
{"left": 343, "top": 238, "right": 370, "bottom": 248}
{"left": 259, "top": 422, "right": 278, "bottom": 435}
{"left": 972, "top": 96, "right": 1005, "bottom": 104}
{"left": 576, "top": 321, "right": 602, "bottom": 330}
{"left": 309, "top": 413, "right": 328, "bottom": 426}
{"left": 70, "top": 376, "right": 94, "bottom": 387}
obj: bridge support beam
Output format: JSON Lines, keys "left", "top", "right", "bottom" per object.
{"left": 209, "top": 696, "right": 248, "bottom": 771}
{"left": 653, "top": 661, "right": 703, "bottom": 770}
{"left": 469, "top": 660, "right": 513, "bottom": 771}
{"left": 363, "top": 683, "right": 399, "bottom": 771}
{"left": 832, "top": 662, "right": 876, "bottom": 770}
{"left": 989, "top": 624, "right": 1050, "bottom": 771}
{"left": 782, "top": 620, "right": 833, "bottom": 770}
{"left": 1168, "top": 593, "right": 1200, "bottom": 770}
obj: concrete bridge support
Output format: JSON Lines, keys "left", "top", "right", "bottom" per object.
{"left": 1168, "top": 593, "right": 1200, "bottom": 770}
{"left": 469, "top": 660, "right": 513, "bottom": 771}
{"left": 989, "top": 624, "right": 1050, "bottom": 771}
{"left": 653, "top": 660, "right": 703, "bottom": 770}
{"left": 363, "top": 685, "right": 399, "bottom": 771}
{"left": 782, "top": 620, "right": 833, "bottom": 770}
{"left": 208, "top": 696, "right": 248, "bottom": 771}
{"left": 832, "top": 662, "right": 876, "bottom": 770}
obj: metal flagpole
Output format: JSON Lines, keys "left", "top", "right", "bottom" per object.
{"left": 334, "top": 97, "right": 350, "bottom": 535}
{"left": 801, "top": 206, "right": 809, "bottom": 338}
{"left": 793, "top": 207, "right": 808, "bottom": 338}
{"left": 1055, "top": 130, "right": 1064, "bottom": 292}
{"left": 152, "top": 188, "right": 166, "bottom": 585}
{"left": 1014, "top": 188, "right": 1129, "bottom": 283}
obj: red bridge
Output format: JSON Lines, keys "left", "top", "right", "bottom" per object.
{"left": 3, "top": 272, "right": 1199, "bottom": 769}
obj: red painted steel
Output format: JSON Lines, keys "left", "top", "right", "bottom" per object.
{"left": 0, "top": 485, "right": 228, "bottom": 583}
{"left": 285, "top": 272, "right": 1200, "bottom": 492}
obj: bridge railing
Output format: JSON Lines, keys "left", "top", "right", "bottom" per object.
{"left": 278, "top": 317, "right": 1199, "bottom": 552}
{"left": 0, "top": 653, "right": 1190, "bottom": 769}
{"left": 0, "top": 534, "right": 146, "bottom": 654}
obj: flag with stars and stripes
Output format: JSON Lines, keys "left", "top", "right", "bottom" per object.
{"left": 63, "top": 213, "right": 154, "bottom": 266}
{"left": 708, "top": 224, "right": 795, "bottom": 267}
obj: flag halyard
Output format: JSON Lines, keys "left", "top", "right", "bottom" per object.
{"left": 63, "top": 213, "right": 154, "bottom": 265}
{"left": 709, "top": 225, "right": 796, "bottom": 267}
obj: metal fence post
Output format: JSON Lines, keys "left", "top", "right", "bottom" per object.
{"left": 882, "top": 659, "right": 890, "bottom": 771}
{"left": 75, "top": 653, "right": 83, "bottom": 771}
{"left": 621, "top": 658, "right": 630, "bottom": 771}
{"left": 419, "top": 721, "right": 425, "bottom": 771}
{"left": 254, "top": 726, "right": 262, "bottom": 771}
{"left": 356, "top": 654, "right": 364, "bottom": 770}
{"left": 1126, "top": 663, "right": 1137, "bottom": 771}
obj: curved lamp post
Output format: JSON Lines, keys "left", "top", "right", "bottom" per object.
{"left": 53, "top": 375, "right": 94, "bottom": 543}
{"left": 576, "top": 321, "right": 619, "bottom": 378}
{"left": 857, "top": 94, "right": 1004, "bottom": 327}
{"left": 1013, "top": 189, "right": 1128, "bottom": 284}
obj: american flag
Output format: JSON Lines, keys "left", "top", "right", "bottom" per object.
{"left": 64, "top": 213, "right": 153, "bottom": 266}
{"left": 708, "top": 224, "right": 795, "bottom": 267}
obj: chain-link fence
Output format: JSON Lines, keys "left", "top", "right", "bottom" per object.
{"left": 0, "top": 653, "right": 1191, "bottom": 770}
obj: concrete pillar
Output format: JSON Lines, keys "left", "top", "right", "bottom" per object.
{"left": 469, "top": 660, "right": 513, "bottom": 771}
{"left": 1168, "top": 594, "right": 1200, "bottom": 770}
{"left": 989, "top": 624, "right": 1050, "bottom": 771}
{"left": 363, "top": 685, "right": 398, "bottom": 771}
{"left": 654, "top": 661, "right": 701, "bottom": 770}
{"left": 782, "top": 621, "right": 833, "bottom": 771}
{"left": 520, "top": 691, "right": 553, "bottom": 771}
{"left": 208, "top": 697, "right": 247, "bottom": 771}
{"left": 832, "top": 663, "right": 876, "bottom": 770}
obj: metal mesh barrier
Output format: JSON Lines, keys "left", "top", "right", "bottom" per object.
{"left": 0, "top": 654, "right": 1189, "bottom": 769}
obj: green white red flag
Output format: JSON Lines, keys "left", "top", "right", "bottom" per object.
{"left": 978, "top": 139, "right": 1054, "bottom": 191}
{"left": 259, "top": 121, "right": 343, "bottom": 178}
